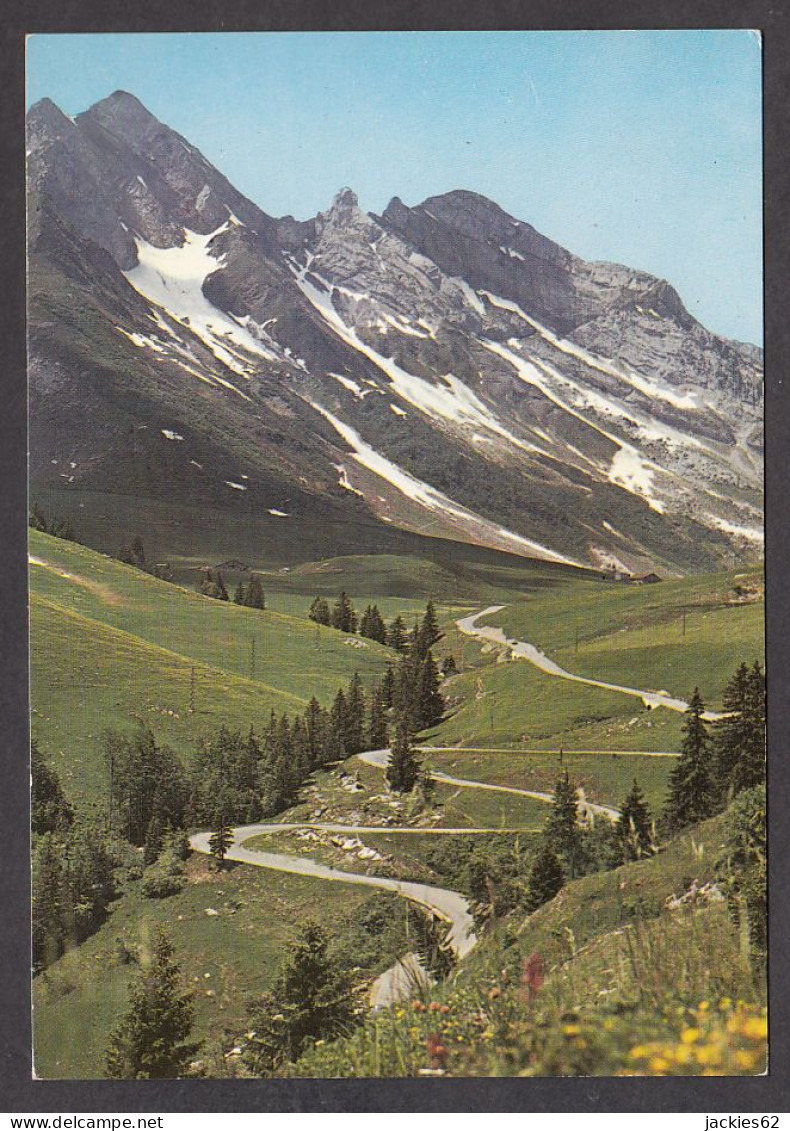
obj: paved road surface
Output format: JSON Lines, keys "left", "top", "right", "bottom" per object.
{"left": 457, "top": 606, "right": 724, "bottom": 721}
{"left": 358, "top": 749, "right": 620, "bottom": 822}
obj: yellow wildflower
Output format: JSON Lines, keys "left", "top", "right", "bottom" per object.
{"left": 680, "top": 1028, "right": 700, "bottom": 1044}
{"left": 741, "top": 1016, "right": 768, "bottom": 1040}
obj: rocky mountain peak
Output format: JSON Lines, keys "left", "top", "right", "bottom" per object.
{"left": 77, "top": 89, "right": 161, "bottom": 139}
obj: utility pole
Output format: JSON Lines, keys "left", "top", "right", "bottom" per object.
{"left": 574, "top": 626, "right": 579, "bottom": 655}
{"left": 682, "top": 612, "right": 687, "bottom": 637}
{"left": 189, "top": 665, "right": 196, "bottom": 714}
{"left": 250, "top": 635, "right": 256, "bottom": 680}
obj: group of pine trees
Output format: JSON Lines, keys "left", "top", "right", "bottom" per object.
{"left": 308, "top": 594, "right": 440, "bottom": 656}
{"left": 32, "top": 615, "right": 450, "bottom": 970}
{"left": 29, "top": 502, "right": 78, "bottom": 543}
{"left": 196, "top": 567, "right": 266, "bottom": 608}
{"left": 524, "top": 660, "right": 766, "bottom": 918}
{"left": 663, "top": 662, "right": 765, "bottom": 831}
{"left": 31, "top": 741, "right": 117, "bottom": 970}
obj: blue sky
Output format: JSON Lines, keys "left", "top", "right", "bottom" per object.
{"left": 27, "top": 31, "right": 763, "bottom": 344}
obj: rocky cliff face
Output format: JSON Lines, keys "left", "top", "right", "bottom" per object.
{"left": 27, "top": 92, "right": 764, "bottom": 574}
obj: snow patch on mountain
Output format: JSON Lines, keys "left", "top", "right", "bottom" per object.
{"left": 481, "top": 290, "right": 702, "bottom": 410}
{"left": 706, "top": 515, "right": 764, "bottom": 545}
{"left": 292, "top": 264, "right": 542, "bottom": 455}
{"left": 310, "top": 402, "right": 582, "bottom": 566}
{"left": 124, "top": 222, "right": 276, "bottom": 375}
{"left": 609, "top": 447, "right": 665, "bottom": 513}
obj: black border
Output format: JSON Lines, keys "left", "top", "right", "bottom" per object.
{"left": 3, "top": 0, "right": 789, "bottom": 1113}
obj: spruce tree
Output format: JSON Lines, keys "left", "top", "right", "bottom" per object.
{"left": 215, "top": 571, "right": 229, "bottom": 601}
{"left": 381, "top": 663, "right": 396, "bottom": 708}
{"left": 31, "top": 740, "right": 73, "bottom": 836}
{"left": 244, "top": 575, "right": 265, "bottom": 609}
{"left": 244, "top": 922, "right": 354, "bottom": 1071}
{"left": 329, "top": 688, "right": 348, "bottom": 759}
{"left": 105, "top": 929, "right": 200, "bottom": 1079}
{"left": 664, "top": 687, "right": 715, "bottom": 830}
{"left": 208, "top": 809, "right": 234, "bottom": 863}
{"left": 308, "top": 597, "right": 331, "bottom": 626}
{"left": 143, "top": 812, "right": 165, "bottom": 867}
{"left": 345, "top": 673, "right": 366, "bottom": 755}
{"left": 331, "top": 591, "right": 356, "bottom": 633}
{"left": 131, "top": 536, "right": 146, "bottom": 569}
{"left": 616, "top": 779, "right": 654, "bottom": 861}
{"left": 233, "top": 579, "right": 246, "bottom": 605}
{"left": 386, "top": 615, "right": 408, "bottom": 653}
{"left": 544, "top": 771, "right": 586, "bottom": 877}
{"left": 32, "top": 833, "right": 66, "bottom": 970}
{"left": 417, "top": 652, "right": 445, "bottom": 728}
{"left": 714, "top": 661, "right": 766, "bottom": 802}
{"left": 367, "top": 685, "right": 389, "bottom": 749}
{"left": 526, "top": 844, "right": 565, "bottom": 912}
{"left": 419, "top": 600, "right": 441, "bottom": 651}
{"left": 386, "top": 718, "right": 420, "bottom": 793}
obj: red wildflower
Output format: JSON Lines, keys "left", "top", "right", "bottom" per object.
{"left": 522, "top": 951, "right": 545, "bottom": 999}
{"left": 426, "top": 1032, "right": 448, "bottom": 1069}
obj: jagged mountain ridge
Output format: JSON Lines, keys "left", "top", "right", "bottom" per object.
{"left": 26, "top": 90, "right": 764, "bottom": 573}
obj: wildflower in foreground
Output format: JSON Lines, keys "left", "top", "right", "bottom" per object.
{"left": 522, "top": 952, "right": 545, "bottom": 999}
{"left": 426, "top": 1033, "right": 448, "bottom": 1070}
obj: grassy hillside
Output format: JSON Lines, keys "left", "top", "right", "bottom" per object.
{"left": 428, "top": 565, "right": 763, "bottom": 752}
{"left": 29, "top": 531, "right": 396, "bottom": 804}
{"left": 292, "top": 812, "right": 767, "bottom": 1078}
{"left": 421, "top": 748, "right": 675, "bottom": 814}
{"left": 33, "top": 856, "right": 408, "bottom": 1079}
{"left": 486, "top": 566, "right": 764, "bottom": 708}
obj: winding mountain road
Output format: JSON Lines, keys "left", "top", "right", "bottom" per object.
{"left": 192, "top": 599, "right": 703, "bottom": 1005}
{"left": 188, "top": 822, "right": 477, "bottom": 1006}
{"left": 457, "top": 606, "right": 724, "bottom": 720}
{"left": 357, "top": 749, "right": 620, "bottom": 822}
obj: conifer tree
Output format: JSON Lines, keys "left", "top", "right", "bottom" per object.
{"left": 526, "top": 844, "right": 565, "bottom": 912}
{"left": 544, "top": 771, "right": 586, "bottom": 878}
{"left": 244, "top": 922, "right": 354, "bottom": 1071}
{"left": 308, "top": 596, "right": 331, "bottom": 626}
{"left": 330, "top": 592, "right": 353, "bottom": 632}
{"left": 131, "top": 536, "right": 146, "bottom": 569}
{"left": 105, "top": 929, "right": 200, "bottom": 1079}
{"left": 664, "top": 688, "right": 715, "bottom": 830}
{"left": 330, "top": 688, "right": 348, "bottom": 758}
{"left": 714, "top": 661, "right": 766, "bottom": 802}
{"left": 367, "top": 685, "right": 389, "bottom": 750}
{"left": 208, "top": 808, "right": 234, "bottom": 863}
{"left": 386, "top": 718, "right": 420, "bottom": 793}
{"left": 345, "top": 672, "right": 366, "bottom": 755}
{"left": 244, "top": 575, "right": 266, "bottom": 610}
{"left": 304, "top": 696, "right": 325, "bottom": 768}
{"left": 381, "top": 663, "right": 396, "bottom": 708}
{"left": 143, "top": 812, "right": 165, "bottom": 867}
{"left": 233, "top": 579, "right": 246, "bottom": 605}
{"left": 32, "top": 833, "right": 66, "bottom": 970}
{"left": 215, "top": 571, "right": 229, "bottom": 601}
{"left": 616, "top": 779, "right": 654, "bottom": 860}
{"left": 417, "top": 652, "right": 445, "bottom": 727}
{"left": 359, "top": 604, "right": 387, "bottom": 643}
{"left": 386, "top": 615, "right": 408, "bottom": 653}
{"left": 31, "top": 740, "right": 73, "bottom": 836}
{"left": 419, "top": 600, "right": 441, "bottom": 651}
